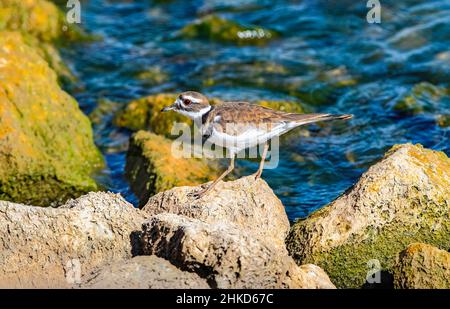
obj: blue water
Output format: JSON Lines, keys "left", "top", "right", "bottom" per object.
{"left": 62, "top": 0, "right": 450, "bottom": 221}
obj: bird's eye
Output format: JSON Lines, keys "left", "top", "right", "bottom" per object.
{"left": 184, "top": 99, "right": 192, "bottom": 105}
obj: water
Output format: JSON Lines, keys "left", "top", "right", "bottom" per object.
{"left": 62, "top": 0, "right": 450, "bottom": 221}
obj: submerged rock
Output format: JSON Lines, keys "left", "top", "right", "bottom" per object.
{"left": 141, "top": 213, "right": 335, "bottom": 289}
{"left": 180, "top": 15, "right": 277, "bottom": 45}
{"left": 286, "top": 143, "right": 450, "bottom": 288}
{"left": 135, "top": 66, "right": 169, "bottom": 85}
{"left": 126, "top": 131, "right": 219, "bottom": 207}
{"left": 436, "top": 114, "right": 450, "bottom": 128}
{"left": 0, "top": 32, "right": 104, "bottom": 206}
{"left": 142, "top": 175, "right": 290, "bottom": 249}
{"left": 393, "top": 243, "right": 450, "bottom": 289}
{"left": 80, "top": 255, "right": 209, "bottom": 289}
{"left": 0, "top": 192, "right": 145, "bottom": 288}
{"left": 393, "top": 82, "right": 449, "bottom": 115}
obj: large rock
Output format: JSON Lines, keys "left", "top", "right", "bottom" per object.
{"left": 0, "top": 192, "right": 145, "bottom": 288}
{"left": 126, "top": 131, "right": 219, "bottom": 207}
{"left": 140, "top": 213, "right": 335, "bottom": 289}
{"left": 0, "top": 32, "right": 104, "bottom": 206}
{"left": 142, "top": 175, "right": 290, "bottom": 249}
{"left": 393, "top": 243, "right": 450, "bottom": 289}
{"left": 286, "top": 143, "right": 450, "bottom": 288}
{"left": 80, "top": 255, "right": 209, "bottom": 289}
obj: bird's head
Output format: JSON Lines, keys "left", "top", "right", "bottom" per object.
{"left": 161, "top": 91, "right": 211, "bottom": 119}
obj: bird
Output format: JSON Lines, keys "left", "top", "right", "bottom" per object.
{"left": 161, "top": 91, "right": 352, "bottom": 199}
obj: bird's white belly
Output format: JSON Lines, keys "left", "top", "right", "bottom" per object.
{"left": 207, "top": 123, "right": 294, "bottom": 153}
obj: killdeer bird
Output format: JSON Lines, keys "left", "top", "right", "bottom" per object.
{"left": 162, "top": 91, "right": 352, "bottom": 198}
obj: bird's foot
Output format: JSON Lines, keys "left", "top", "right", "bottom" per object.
{"left": 252, "top": 171, "right": 263, "bottom": 181}
{"left": 187, "top": 186, "right": 211, "bottom": 200}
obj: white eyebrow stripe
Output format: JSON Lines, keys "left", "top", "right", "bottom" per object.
{"left": 183, "top": 95, "right": 202, "bottom": 103}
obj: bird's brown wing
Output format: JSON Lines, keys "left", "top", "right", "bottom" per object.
{"left": 205, "top": 102, "right": 351, "bottom": 136}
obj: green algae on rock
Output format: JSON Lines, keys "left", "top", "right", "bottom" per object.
{"left": 0, "top": 31, "right": 104, "bottom": 206}
{"left": 286, "top": 143, "right": 450, "bottom": 288}
{"left": 393, "top": 82, "right": 449, "bottom": 115}
{"left": 113, "top": 94, "right": 194, "bottom": 137}
{"left": 135, "top": 66, "right": 169, "bottom": 85}
{"left": 180, "top": 15, "right": 277, "bottom": 45}
{"left": 393, "top": 243, "right": 450, "bottom": 289}
{"left": 126, "top": 131, "right": 219, "bottom": 207}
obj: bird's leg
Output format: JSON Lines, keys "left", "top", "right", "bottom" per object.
{"left": 192, "top": 155, "right": 235, "bottom": 199}
{"left": 253, "top": 142, "right": 269, "bottom": 180}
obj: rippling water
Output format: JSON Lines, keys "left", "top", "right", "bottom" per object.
{"left": 62, "top": 0, "right": 450, "bottom": 221}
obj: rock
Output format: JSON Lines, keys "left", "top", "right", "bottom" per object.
{"left": 79, "top": 255, "right": 209, "bottom": 289}
{"left": 0, "top": 0, "right": 87, "bottom": 42}
{"left": 113, "top": 93, "right": 192, "bottom": 135}
{"left": 393, "top": 82, "right": 449, "bottom": 115}
{"left": 0, "top": 192, "right": 145, "bottom": 288}
{"left": 88, "top": 98, "right": 122, "bottom": 126}
{"left": 393, "top": 243, "right": 450, "bottom": 289}
{"left": 0, "top": 0, "right": 89, "bottom": 81}
{"left": 113, "top": 93, "right": 222, "bottom": 136}
{"left": 0, "top": 32, "right": 104, "bottom": 206}
{"left": 126, "top": 131, "right": 219, "bottom": 207}
{"left": 142, "top": 175, "right": 290, "bottom": 249}
{"left": 180, "top": 15, "right": 277, "bottom": 45}
{"left": 286, "top": 143, "right": 450, "bottom": 288}
{"left": 200, "top": 60, "right": 289, "bottom": 87}
{"left": 436, "top": 114, "right": 450, "bottom": 128}
{"left": 135, "top": 66, "right": 169, "bottom": 85}
{"left": 140, "top": 213, "right": 335, "bottom": 289}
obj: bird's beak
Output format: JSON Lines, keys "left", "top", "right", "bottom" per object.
{"left": 161, "top": 102, "right": 176, "bottom": 112}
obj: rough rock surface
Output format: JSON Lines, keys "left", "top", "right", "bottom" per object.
{"left": 286, "top": 143, "right": 450, "bottom": 288}
{"left": 140, "top": 213, "right": 335, "bottom": 289}
{"left": 393, "top": 243, "right": 450, "bottom": 289}
{"left": 126, "top": 131, "right": 219, "bottom": 207}
{"left": 0, "top": 32, "right": 104, "bottom": 206}
{"left": 0, "top": 192, "right": 145, "bottom": 288}
{"left": 80, "top": 255, "right": 209, "bottom": 289}
{"left": 142, "top": 175, "right": 290, "bottom": 249}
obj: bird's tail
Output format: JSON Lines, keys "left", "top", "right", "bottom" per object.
{"left": 288, "top": 113, "right": 353, "bottom": 126}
